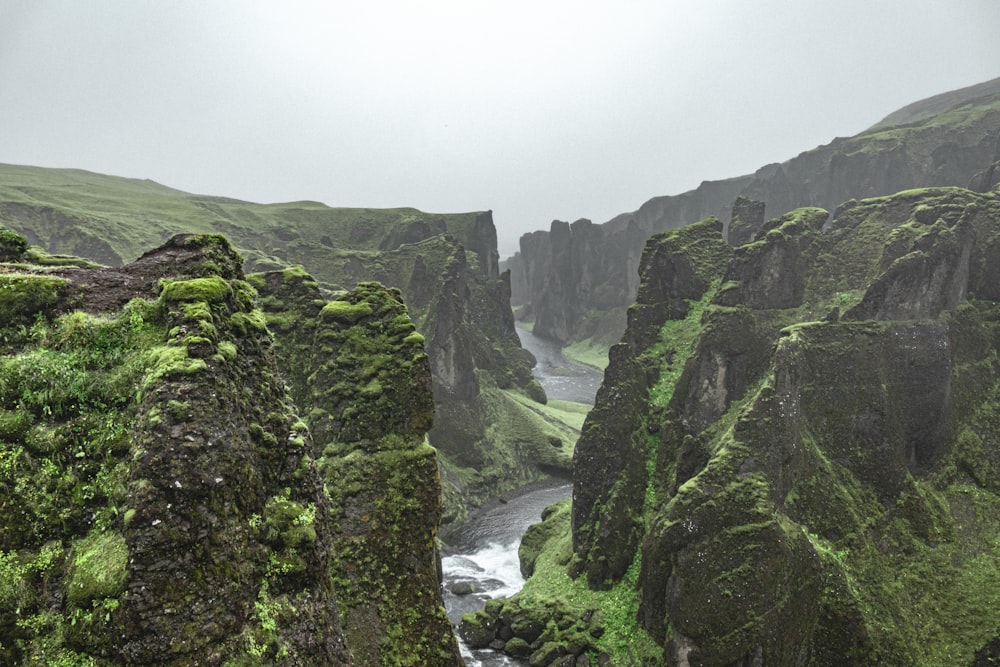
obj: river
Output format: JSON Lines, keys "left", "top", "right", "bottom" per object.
{"left": 513, "top": 325, "right": 602, "bottom": 404}
{"left": 440, "top": 326, "right": 603, "bottom": 666}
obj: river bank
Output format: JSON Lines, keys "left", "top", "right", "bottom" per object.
{"left": 440, "top": 326, "right": 604, "bottom": 665}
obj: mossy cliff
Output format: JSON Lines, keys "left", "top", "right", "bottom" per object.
{"left": 255, "top": 226, "right": 566, "bottom": 521}
{"left": 0, "top": 230, "right": 460, "bottom": 665}
{"left": 0, "top": 171, "right": 568, "bottom": 520}
{"left": 467, "top": 185, "right": 1000, "bottom": 666}
{"left": 505, "top": 77, "right": 1000, "bottom": 351}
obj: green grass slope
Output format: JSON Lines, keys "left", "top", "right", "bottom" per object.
{"left": 0, "top": 163, "right": 481, "bottom": 271}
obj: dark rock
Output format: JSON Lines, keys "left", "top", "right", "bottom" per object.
{"left": 511, "top": 613, "right": 546, "bottom": 644}
{"left": 551, "top": 655, "right": 578, "bottom": 667}
{"left": 450, "top": 581, "right": 476, "bottom": 596}
{"left": 728, "top": 195, "right": 767, "bottom": 246}
{"left": 459, "top": 612, "right": 497, "bottom": 649}
{"left": 572, "top": 217, "right": 732, "bottom": 588}
{"left": 530, "top": 642, "right": 567, "bottom": 667}
{"left": 505, "top": 636, "right": 533, "bottom": 659}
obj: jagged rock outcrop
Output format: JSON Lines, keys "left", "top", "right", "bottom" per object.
{"left": 0, "top": 231, "right": 460, "bottom": 665}
{"left": 598, "top": 187, "right": 1000, "bottom": 664}
{"left": 505, "top": 78, "right": 1000, "bottom": 350}
{"left": 571, "top": 218, "right": 734, "bottom": 589}
{"left": 726, "top": 195, "right": 767, "bottom": 248}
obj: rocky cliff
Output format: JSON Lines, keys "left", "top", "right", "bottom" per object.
{"left": 0, "top": 168, "right": 572, "bottom": 520}
{"left": 506, "top": 77, "right": 1000, "bottom": 349}
{"left": 466, "top": 185, "right": 1000, "bottom": 665}
{"left": 0, "top": 231, "right": 460, "bottom": 665}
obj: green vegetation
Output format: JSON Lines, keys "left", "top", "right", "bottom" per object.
{"left": 320, "top": 298, "right": 373, "bottom": 323}
{"left": 562, "top": 337, "right": 610, "bottom": 371}
{"left": 0, "top": 228, "right": 28, "bottom": 261}
{"left": 66, "top": 532, "right": 128, "bottom": 607}
{"left": 0, "top": 163, "right": 484, "bottom": 270}
{"left": 0, "top": 291, "right": 163, "bottom": 663}
{"left": 159, "top": 275, "right": 233, "bottom": 303}
{"left": 0, "top": 273, "right": 68, "bottom": 323}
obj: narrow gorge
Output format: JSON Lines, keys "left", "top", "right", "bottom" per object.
{"left": 4, "top": 76, "right": 1000, "bottom": 666}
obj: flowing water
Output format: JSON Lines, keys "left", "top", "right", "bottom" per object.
{"left": 441, "top": 482, "right": 574, "bottom": 666}
{"left": 514, "top": 325, "right": 602, "bottom": 404}
{"left": 440, "top": 327, "right": 604, "bottom": 665}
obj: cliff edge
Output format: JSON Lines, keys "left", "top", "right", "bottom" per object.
{"left": 0, "top": 231, "right": 460, "bottom": 665}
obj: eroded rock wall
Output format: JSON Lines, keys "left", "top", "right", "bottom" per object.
{"left": 0, "top": 232, "right": 460, "bottom": 665}
{"left": 575, "top": 187, "right": 1000, "bottom": 664}
{"left": 507, "top": 84, "right": 1000, "bottom": 349}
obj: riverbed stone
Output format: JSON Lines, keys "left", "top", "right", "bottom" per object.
{"left": 505, "top": 637, "right": 533, "bottom": 658}
{"left": 450, "top": 581, "right": 476, "bottom": 596}
{"left": 511, "top": 613, "right": 547, "bottom": 644}
{"left": 530, "top": 641, "right": 568, "bottom": 666}
{"left": 459, "top": 611, "right": 497, "bottom": 648}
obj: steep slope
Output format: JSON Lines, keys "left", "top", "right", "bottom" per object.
{"left": 0, "top": 231, "right": 460, "bottom": 665}
{"left": 506, "top": 78, "right": 1000, "bottom": 349}
{"left": 466, "top": 185, "right": 1000, "bottom": 666}
{"left": 0, "top": 165, "right": 570, "bottom": 519}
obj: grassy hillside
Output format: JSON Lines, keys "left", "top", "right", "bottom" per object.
{"left": 0, "top": 163, "right": 481, "bottom": 272}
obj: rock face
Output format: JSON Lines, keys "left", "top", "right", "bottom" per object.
{"left": 505, "top": 79, "right": 1000, "bottom": 348}
{"left": 262, "top": 221, "right": 568, "bottom": 519}
{"left": 0, "top": 232, "right": 460, "bottom": 665}
{"left": 571, "top": 218, "right": 733, "bottom": 590}
{"left": 0, "top": 168, "right": 565, "bottom": 519}
{"left": 567, "top": 187, "right": 1000, "bottom": 664}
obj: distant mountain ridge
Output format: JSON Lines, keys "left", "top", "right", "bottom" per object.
{"left": 505, "top": 75, "right": 1000, "bottom": 347}
{"left": 870, "top": 75, "right": 1000, "bottom": 129}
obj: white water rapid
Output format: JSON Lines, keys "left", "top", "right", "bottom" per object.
{"left": 440, "top": 326, "right": 603, "bottom": 665}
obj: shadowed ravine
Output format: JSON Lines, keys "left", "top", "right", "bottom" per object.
{"left": 441, "top": 327, "right": 601, "bottom": 665}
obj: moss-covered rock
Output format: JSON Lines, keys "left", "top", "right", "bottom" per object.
{"left": 249, "top": 269, "right": 461, "bottom": 664}
{"left": 0, "top": 233, "right": 461, "bottom": 665}
{"left": 507, "top": 186, "right": 1000, "bottom": 666}
{"left": 0, "top": 227, "right": 29, "bottom": 261}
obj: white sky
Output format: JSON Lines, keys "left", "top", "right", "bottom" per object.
{"left": 2, "top": 1, "right": 999, "bottom": 257}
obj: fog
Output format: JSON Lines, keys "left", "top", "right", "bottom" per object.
{"left": 2, "top": 1, "right": 998, "bottom": 256}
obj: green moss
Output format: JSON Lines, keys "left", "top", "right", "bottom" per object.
{"left": 402, "top": 331, "right": 425, "bottom": 346}
{"left": 142, "top": 345, "right": 208, "bottom": 388}
{"left": 217, "top": 340, "right": 238, "bottom": 361}
{"left": 66, "top": 531, "right": 128, "bottom": 607}
{"left": 0, "top": 273, "right": 68, "bottom": 322}
{"left": 0, "top": 227, "right": 29, "bottom": 261}
{"left": 263, "top": 494, "right": 317, "bottom": 550}
{"left": 320, "top": 299, "right": 373, "bottom": 323}
{"left": 159, "top": 275, "right": 232, "bottom": 303}
{"left": 231, "top": 310, "right": 269, "bottom": 335}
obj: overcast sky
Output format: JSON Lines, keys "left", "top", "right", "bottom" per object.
{"left": 2, "top": 1, "right": 999, "bottom": 257}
